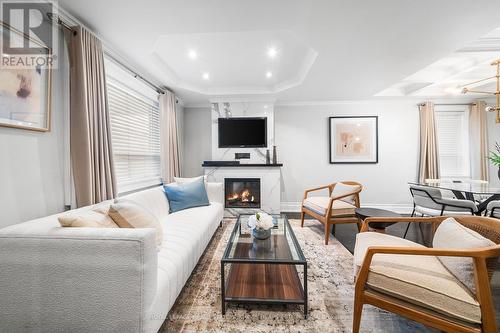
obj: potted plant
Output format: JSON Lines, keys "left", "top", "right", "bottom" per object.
{"left": 488, "top": 142, "right": 500, "bottom": 180}
{"left": 247, "top": 212, "right": 274, "bottom": 240}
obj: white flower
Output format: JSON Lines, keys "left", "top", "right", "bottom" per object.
{"left": 248, "top": 215, "right": 258, "bottom": 229}
{"left": 255, "top": 212, "right": 274, "bottom": 230}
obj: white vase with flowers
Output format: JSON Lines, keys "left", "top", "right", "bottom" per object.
{"left": 247, "top": 212, "right": 274, "bottom": 239}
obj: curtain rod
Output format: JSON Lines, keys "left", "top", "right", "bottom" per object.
{"left": 47, "top": 13, "right": 174, "bottom": 98}
{"left": 418, "top": 102, "right": 477, "bottom": 106}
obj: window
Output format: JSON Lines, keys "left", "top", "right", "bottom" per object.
{"left": 435, "top": 107, "right": 470, "bottom": 178}
{"left": 106, "top": 60, "right": 161, "bottom": 194}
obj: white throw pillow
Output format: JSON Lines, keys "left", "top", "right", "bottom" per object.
{"left": 59, "top": 209, "right": 118, "bottom": 228}
{"left": 174, "top": 175, "right": 207, "bottom": 187}
{"left": 331, "top": 182, "right": 360, "bottom": 205}
{"left": 433, "top": 217, "right": 495, "bottom": 292}
{"left": 115, "top": 187, "right": 170, "bottom": 221}
{"left": 108, "top": 201, "right": 163, "bottom": 247}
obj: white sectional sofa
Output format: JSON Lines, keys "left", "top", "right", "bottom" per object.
{"left": 0, "top": 183, "right": 224, "bottom": 333}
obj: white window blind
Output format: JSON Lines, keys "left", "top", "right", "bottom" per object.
{"left": 435, "top": 109, "right": 470, "bottom": 178}
{"left": 107, "top": 79, "right": 161, "bottom": 194}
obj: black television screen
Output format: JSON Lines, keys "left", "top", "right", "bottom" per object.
{"left": 218, "top": 117, "right": 267, "bottom": 148}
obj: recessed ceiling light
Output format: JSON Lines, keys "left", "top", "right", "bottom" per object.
{"left": 188, "top": 50, "right": 197, "bottom": 59}
{"left": 202, "top": 72, "right": 210, "bottom": 80}
{"left": 267, "top": 47, "right": 277, "bottom": 58}
{"left": 266, "top": 71, "right": 273, "bottom": 78}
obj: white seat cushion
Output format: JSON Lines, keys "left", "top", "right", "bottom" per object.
{"left": 303, "top": 196, "right": 356, "bottom": 217}
{"left": 354, "top": 232, "right": 481, "bottom": 324}
{"left": 144, "top": 202, "right": 223, "bottom": 332}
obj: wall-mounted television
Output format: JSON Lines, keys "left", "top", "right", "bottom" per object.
{"left": 218, "top": 117, "right": 267, "bottom": 148}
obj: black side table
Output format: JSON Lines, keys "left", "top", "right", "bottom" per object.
{"left": 355, "top": 207, "right": 401, "bottom": 232}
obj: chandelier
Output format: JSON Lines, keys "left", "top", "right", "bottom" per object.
{"left": 462, "top": 59, "right": 500, "bottom": 123}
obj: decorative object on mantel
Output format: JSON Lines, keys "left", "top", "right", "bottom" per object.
{"left": 329, "top": 116, "right": 378, "bottom": 164}
{"left": 247, "top": 212, "right": 274, "bottom": 239}
{"left": 0, "top": 22, "right": 52, "bottom": 132}
{"left": 462, "top": 59, "right": 500, "bottom": 123}
{"left": 488, "top": 142, "right": 500, "bottom": 180}
{"left": 223, "top": 102, "right": 232, "bottom": 118}
{"left": 266, "top": 149, "right": 271, "bottom": 164}
{"left": 272, "top": 145, "right": 278, "bottom": 164}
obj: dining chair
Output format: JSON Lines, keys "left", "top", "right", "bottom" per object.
{"left": 404, "top": 184, "right": 478, "bottom": 238}
{"left": 353, "top": 215, "right": 500, "bottom": 333}
{"left": 487, "top": 201, "right": 500, "bottom": 219}
{"left": 301, "top": 181, "right": 362, "bottom": 245}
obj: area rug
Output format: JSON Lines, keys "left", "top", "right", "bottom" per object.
{"left": 160, "top": 219, "right": 433, "bottom": 333}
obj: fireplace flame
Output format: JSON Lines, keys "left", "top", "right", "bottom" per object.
{"left": 241, "top": 189, "right": 250, "bottom": 202}
{"left": 226, "top": 189, "right": 257, "bottom": 204}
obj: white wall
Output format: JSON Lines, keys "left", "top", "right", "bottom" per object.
{"left": 0, "top": 32, "right": 69, "bottom": 227}
{"left": 183, "top": 107, "right": 212, "bottom": 177}
{"left": 182, "top": 99, "right": 500, "bottom": 212}
{"left": 275, "top": 102, "right": 420, "bottom": 212}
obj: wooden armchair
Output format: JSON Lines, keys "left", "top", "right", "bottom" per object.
{"left": 354, "top": 215, "right": 500, "bottom": 333}
{"left": 301, "top": 181, "right": 362, "bottom": 245}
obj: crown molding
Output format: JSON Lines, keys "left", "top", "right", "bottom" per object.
{"left": 274, "top": 97, "right": 483, "bottom": 107}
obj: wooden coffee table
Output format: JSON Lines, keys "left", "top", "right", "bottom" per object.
{"left": 221, "top": 214, "right": 308, "bottom": 318}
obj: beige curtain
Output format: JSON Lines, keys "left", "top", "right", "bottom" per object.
{"left": 418, "top": 102, "right": 440, "bottom": 182}
{"left": 67, "top": 26, "right": 116, "bottom": 207}
{"left": 469, "top": 101, "right": 489, "bottom": 181}
{"left": 159, "top": 91, "right": 180, "bottom": 183}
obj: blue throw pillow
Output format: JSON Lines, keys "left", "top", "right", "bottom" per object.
{"left": 163, "top": 178, "right": 210, "bottom": 213}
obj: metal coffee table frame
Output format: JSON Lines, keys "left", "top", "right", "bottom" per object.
{"left": 221, "top": 214, "right": 308, "bottom": 318}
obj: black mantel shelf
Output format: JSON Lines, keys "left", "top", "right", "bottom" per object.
{"left": 202, "top": 162, "right": 283, "bottom": 167}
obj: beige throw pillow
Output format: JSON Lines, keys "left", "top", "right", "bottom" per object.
{"left": 59, "top": 209, "right": 118, "bottom": 228}
{"left": 331, "top": 182, "right": 360, "bottom": 205}
{"left": 108, "top": 201, "right": 163, "bottom": 247}
{"left": 433, "top": 217, "right": 495, "bottom": 292}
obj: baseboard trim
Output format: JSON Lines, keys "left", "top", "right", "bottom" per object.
{"left": 280, "top": 202, "right": 414, "bottom": 214}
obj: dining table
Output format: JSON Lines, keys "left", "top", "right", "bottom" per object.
{"left": 408, "top": 180, "right": 500, "bottom": 214}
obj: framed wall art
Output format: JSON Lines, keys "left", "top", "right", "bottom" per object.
{"left": 0, "top": 22, "right": 52, "bottom": 132}
{"left": 329, "top": 116, "right": 378, "bottom": 164}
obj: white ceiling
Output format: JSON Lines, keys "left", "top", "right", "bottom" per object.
{"left": 57, "top": 0, "right": 500, "bottom": 105}
{"left": 151, "top": 30, "right": 317, "bottom": 95}
{"left": 377, "top": 28, "right": 500, "bottom": 97}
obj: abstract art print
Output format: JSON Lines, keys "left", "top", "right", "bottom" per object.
{"left": 0, "top": 22, "right": 51, "bottom": 132}
{"left": 329, "top": 116, "right": 378, "bottom": 164}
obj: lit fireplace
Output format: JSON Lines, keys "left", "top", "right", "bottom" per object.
{"left": 224, "top": 178, "right": 261, "bottom": 208}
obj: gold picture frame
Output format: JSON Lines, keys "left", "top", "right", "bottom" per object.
{"left": 0, "top": 21, "right": 52, "bottom": 132}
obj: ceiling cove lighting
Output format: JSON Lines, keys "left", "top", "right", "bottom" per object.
{"left": 266, "top": 71, "right": 273, "bottom": 78}
{"left": 202, "top": 72, "right": 210, "bottom": 80}
{"left": 188, "top": 50, "right": 197, "bottom": 59}
{"left": 267, "top": 47, "right": 277, "bottom": 58}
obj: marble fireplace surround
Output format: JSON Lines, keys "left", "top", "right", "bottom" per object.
{"left": 204, "top": 165, "right": 281, "bottom": 217}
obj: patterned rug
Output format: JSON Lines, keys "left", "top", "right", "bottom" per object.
{"left": 160, "top": 219, "right": 433, "bottom": 333}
